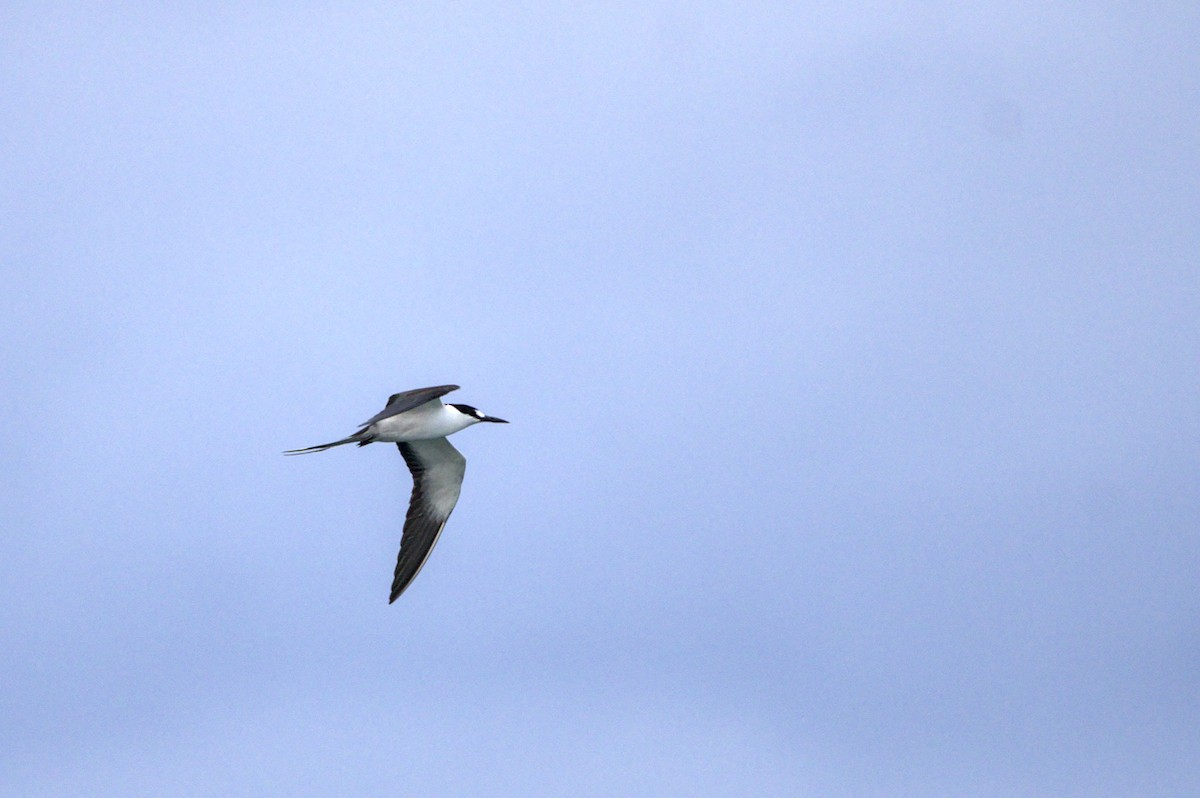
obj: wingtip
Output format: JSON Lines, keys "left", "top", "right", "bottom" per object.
{"left": 389, "top": 577, "right": 413, "bottom": 603}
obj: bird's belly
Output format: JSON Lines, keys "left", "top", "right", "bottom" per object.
{"left": 370, "top": 412, "right": 466, "bottom": 442}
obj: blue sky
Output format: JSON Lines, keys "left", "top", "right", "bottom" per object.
{"left": 3, "top": 4, "right": 1198, "bottom": 795}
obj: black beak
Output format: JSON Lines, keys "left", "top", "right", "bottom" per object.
{"left": 481, "top": 415, "right": 509, "bottom": 423}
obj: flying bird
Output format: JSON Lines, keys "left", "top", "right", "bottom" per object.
{"left": 285, "top": 384, "right": 507, "bottom": 602}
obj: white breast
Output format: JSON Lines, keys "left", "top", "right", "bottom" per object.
{"left": 369, "top": 400, "right": 477, "bottom": 442}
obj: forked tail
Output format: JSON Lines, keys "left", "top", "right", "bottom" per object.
{"left": 283, "top": 430, "right": 372, "bottom": 455}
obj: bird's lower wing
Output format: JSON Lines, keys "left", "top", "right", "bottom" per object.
{"left": 390, "top": 438, "right": 467, "bottom": 602}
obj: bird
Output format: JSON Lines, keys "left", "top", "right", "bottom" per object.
{"left": 285, "top": 384, "right": 507, "bottom": 602}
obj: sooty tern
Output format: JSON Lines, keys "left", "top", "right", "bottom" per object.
{"left": 285, "top": 384, "right": 507, "bottom": 602}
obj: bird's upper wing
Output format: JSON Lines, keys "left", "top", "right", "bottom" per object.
{"left": 389, "top": 437, "right": 467, "bottom": 602}
{"left": 360, "top": 384, "right": 460, "bottom": 427}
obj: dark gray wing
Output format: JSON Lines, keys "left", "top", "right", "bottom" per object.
{"left": 390, "top": 438, "right": 467, "bottom": 602}
{"left": 360, "top": 384, "right": 460, "bottom": 427}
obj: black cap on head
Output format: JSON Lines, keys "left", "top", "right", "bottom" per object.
{"left": 449, "top": 403, "right": 508, "bottom": 423}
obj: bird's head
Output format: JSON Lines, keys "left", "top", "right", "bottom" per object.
{"left": 448, "top": 403, "right": 509, "bottom": 425}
